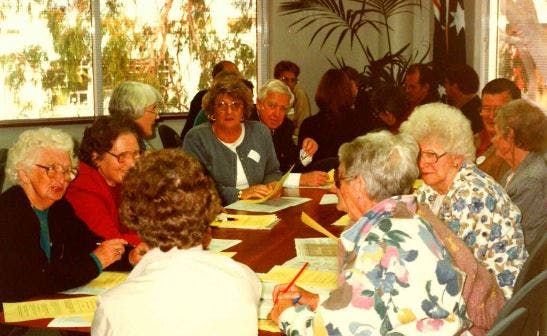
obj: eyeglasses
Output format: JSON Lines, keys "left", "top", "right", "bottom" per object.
{"left": 265, "top": 101, "right": 289, "bottom": 114}
{"left": 35, "top": 164, "right": 77, "bottom": 181}
{"left": 419, "top": 150, "right": 447, "bottom": 164}
{"left": 334, "top": 167, "right": 354, "bottom": 189}
{"left": 106, "top": 150, "right": 141, "bottom": 164}
{"left": 215, "top": 100, "right": 243, "bottom": 112}
{"left": 280, "top": 76, "right": 298, "bottom": 84}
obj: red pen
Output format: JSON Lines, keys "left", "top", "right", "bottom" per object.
{"left": 274, "top": 262, "right": 309, "bottom": 304}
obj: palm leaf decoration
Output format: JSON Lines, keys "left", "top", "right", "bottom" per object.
{"left": 278, "top": 0, "right": 425, "bottom": 86}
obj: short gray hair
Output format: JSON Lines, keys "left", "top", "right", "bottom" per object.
{"left": 257, "top": 79, "right": 294, "bottom": 105}
{"left": 495, "top": 99, "right": 547, "bottom": 152}
{"left": 400, "top": 103, "right": 475, "bottom": 163}
{"left": 338, "top": 130, "right": 419, "bottom": 201}
{"left": 108, "top": 81, "right": 162, "bottom": 120}
{"left": 5, "top": 128, "right": 77, "bottom": 185}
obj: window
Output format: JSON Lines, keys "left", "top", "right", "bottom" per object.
{"left": 487, "top": 0, "right": 547, "bottom": 106}
{"left": 0, "top": 0, "right": 260, "bottom": 122}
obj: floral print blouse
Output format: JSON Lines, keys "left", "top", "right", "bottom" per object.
{"left": 279, "top": 196, "right": 470, "bottom": 335}
{"left": 415, "top": 163, "right": 527, "bottom": 299}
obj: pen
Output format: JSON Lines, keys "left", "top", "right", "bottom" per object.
{"left": 275, "top": 262, "right": 309, "bottom": 304}
{"left": 292, "top": 295, "right": 302, "bottom": 304}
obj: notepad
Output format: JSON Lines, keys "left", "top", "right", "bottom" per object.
{"left": 3, "top": 296, "right": 97, "bottom": 322}
{"left": 241, "top": 165, "right": 294, "bottom": 204}
{"left": 210, "top": 214, "right": 279, "bottom": 229}
{"left": 260, "top": 265, "right": 337, "bottom": 289}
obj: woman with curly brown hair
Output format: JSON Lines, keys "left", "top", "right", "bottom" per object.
{"left": 91, "top": 149, "right": 261, "bottom": 336}
{"left": 183, "top": 73, "right": 282, "bottom": 205}
{"left": 66, "top": 116, "right": 142, "bottom": 245}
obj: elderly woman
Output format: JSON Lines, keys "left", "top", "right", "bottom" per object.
{"left": 92, "top": 149, "right": 260, "bottom": 336}
{"left": 183, "top": 73, "right": 282, "bottom": 205}
{"left": 66, "top": 116, "right": 142, "bottom": 246}
{"left": 0, "top": 128, "right": 139, "bottom": 306}
{"left": 271, "top": 131, "right": 468, "bottom": 335}
{"left": 108, "top": 81, "right": 163, "bottom": 147}
{"left": 492, "top": 99, "right": 547, "bottom": 252}
{"left": 400, "top": 103, "right": 527, "bottom": 299}
{"left": 255, "top": 79, "right": 328, "bottom": 187}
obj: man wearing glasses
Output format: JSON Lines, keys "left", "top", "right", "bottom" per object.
{"left": 274, "top": 60, "right": 312, "bottom": 137}
{"left": 475, "top": 78, "right": 521, "bottom": 181}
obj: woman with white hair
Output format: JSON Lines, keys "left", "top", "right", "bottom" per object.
{"left": 400, "top": 103, "right": 527, "bottom": 300}
{"left": 0, "top": 128, "right": 141, "bottom": 307}
{"left": 271, "top": 131, "right": 469, "bottom": 335}
{"left": 108, "top": 81, "right": 163, "bottom": 145}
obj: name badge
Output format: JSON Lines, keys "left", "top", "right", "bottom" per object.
{"left": 247, "top": 149, "right": 261, "bottom": 163}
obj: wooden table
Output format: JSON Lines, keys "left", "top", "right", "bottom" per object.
{"left": 1, "top": 188, "right": 344, "bottom": 335}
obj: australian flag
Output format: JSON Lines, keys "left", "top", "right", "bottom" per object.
{"left": 432, "top": 0, "right": 467, "bottom": 88}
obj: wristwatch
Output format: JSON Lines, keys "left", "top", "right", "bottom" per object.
{"left": 237, "top": 189, "right": 243, "bottom": 200}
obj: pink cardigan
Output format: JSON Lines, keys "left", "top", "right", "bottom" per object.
{"left": 66, "top": 162, "right": 140, "bottom": 246}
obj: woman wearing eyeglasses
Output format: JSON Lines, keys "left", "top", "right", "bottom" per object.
{"left": 0, "top": 128, "right": 140, "bottom": 308}
{"left": 271, "top": 131, "right": 469, "bottom": 335}
{"left": 400, "top": 103, "right": 526, "bottom": 300}
{"left": 183, "top": 73, "right": 282, "bottom": 205}
{"left": 66, "top": 116, "right": 143, "bottom": 246}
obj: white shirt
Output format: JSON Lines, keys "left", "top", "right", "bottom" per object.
{"left": 91, "top": 246, "right": 261, "bottom": 336}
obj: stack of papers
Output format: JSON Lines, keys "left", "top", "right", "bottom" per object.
{"left": 210, "top": 214, "right": 279, "bottom": 230}
{"left": 259, "top": 265, "right": 337, "bottom": 289}
{"left": 226, "top": 197, "right": 310, "bottom": 213}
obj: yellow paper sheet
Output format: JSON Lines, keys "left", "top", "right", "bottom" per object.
{"left": 3, "top": 296, "right": 97, "bottom": 322}
{"left": 242, "top": 165, "right": 294, "bottom": 204}
{"left": 413, "top": 179, "right": 424, "bottom": 190}
{"left": 217, "top": 251, "right": 237, "bottom": 258}
{"left": 258, "top": 319, "right": 279, "bottom": 332}
{"left": 260, "top": 265, "right": 337, "bottom": 289}
{"left": 327, "top": 169, "right": 334, "bottom": 183}
{"left": 331, "top": 214, "right": 350, "bottom": 227}
{"left": 85, "top": 271, "right": 128, "bottom": 289}
{"left": 211, "top": 214, "right": 278, "bottom": 230}
{"left": 301, "top": 212, "right": 338, "bottom": 240}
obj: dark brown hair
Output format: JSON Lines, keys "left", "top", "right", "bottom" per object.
{"left": 79, "top": 116, "right": 141, "bottom": 168}
{"left": 315, "top": 68, "right": 354, "bottom": 118}
{"left": 274, "top": 60, "right": 300, "bottom": 78}
{"left": 120, "top": 149, "right": 221, "bottom": 251}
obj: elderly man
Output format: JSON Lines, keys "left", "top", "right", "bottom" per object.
{"left": 255, "top": 79, "right": 328, "bottom": 187}
{"left": 475, "top": 78, "right": 521, "bottom": 181}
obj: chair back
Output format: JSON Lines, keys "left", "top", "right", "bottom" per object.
{"left": 513, "top": 232, "right": 547, "bottom": 292}
{"left": 486, "top": 307, "right": 528, "bottom": 336}
{"left": 494, "top": 270, "right": 547, "bottom": 336}
{"left": 158, "top": 124, "right": 182, "bottom": 149}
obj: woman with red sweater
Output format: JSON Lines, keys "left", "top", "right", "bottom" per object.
{"left": 66, "top": 116, "right": 142, "bottom": 246}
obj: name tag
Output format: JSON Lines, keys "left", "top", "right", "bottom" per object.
{"left": 247, "top": 149, "right": 261, "bottom": 163}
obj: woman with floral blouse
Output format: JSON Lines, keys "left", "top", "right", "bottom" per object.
{"left": 271, "top": 131, "right": 470, "bottom": 335}
{"left": 400, "top": 103, "right": 527, "bottom": 300}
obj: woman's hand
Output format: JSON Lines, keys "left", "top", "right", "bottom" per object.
{"left": 270, "top": 283, "right": 319, "bottom": 324}
{"left": 301, "top": 138, "right": 318, "bottom": 157}
{"left": 273, "top": 283, "right": 319, "bottom": 310}
{"left": 129, "top": 242, "right": 150, "bottom": 265}
{"left": 92, "top": 239, "right": 127, "bottom": 269}
{"left": 241, "top": 184, "right": 274, "bottom": 200}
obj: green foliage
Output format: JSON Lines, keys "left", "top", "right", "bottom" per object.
{"left": 279, "top": 0, "right": 425, "bottom": 88}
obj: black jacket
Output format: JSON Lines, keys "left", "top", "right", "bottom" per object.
{"left": 0, "top": 186, "right": 129, "bottom": 307}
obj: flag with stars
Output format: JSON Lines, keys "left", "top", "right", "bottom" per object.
{"left": 432, "top": 0, "right": 466, "bottom": 81}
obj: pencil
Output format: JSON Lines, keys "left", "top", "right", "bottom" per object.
{"left": 275, "top": 262, "right": 309, "bottom": 304}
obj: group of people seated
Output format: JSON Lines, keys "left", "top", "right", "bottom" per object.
{"left": 0, "top": 58, "right": 545, "bottom": 336}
